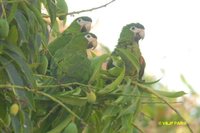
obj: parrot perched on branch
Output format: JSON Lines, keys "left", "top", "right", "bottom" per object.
{"left": 42, "top": 16, "right": 92, "bottom": 75}
{"left": 50, "top": 32, "right": 97, "bottom": 83}
{"left": 48, "top": 16, "right": 92, "bottom": 57}
{"left": 107, "top": 23, "right": 146, "bottom": 81}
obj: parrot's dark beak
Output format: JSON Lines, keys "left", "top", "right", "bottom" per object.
{"left": 134, "top": 28, "right": 145, "bottom": 42}
{"left": 139, "top": 29, "right": 145, "bottom": 40}
{"left": 81, "top": 22, "right": 92, "bottom": 32}
{"left": 81, "top": 26, "right": 87, "bottom": 32}
{"left": 88, "top": 38, "right": 97, "bottom": 50}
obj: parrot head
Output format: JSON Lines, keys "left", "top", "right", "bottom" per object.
{"left": 118, "top": 23, "right": 145, "bottom": 45}
{"left": 130, "top": 23, "right": 145, "bottom": 42}
{"left": 72, "top": 16, "right": 92, "bottom": 32}
{"left": 85, "top": 33, "right": 97, "bottom": 50}
{"left": 66, "top": 32, "right": 97, "bottom": 50}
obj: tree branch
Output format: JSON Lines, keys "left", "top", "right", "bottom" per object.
{"left": 67, "top": 0, "right": 116, "bottom": 16}
{"left": 132, "top": 123, "right": 144, "bottom": 133}
{"left": 42, "top": 0, "right": 116, "bottom": 18}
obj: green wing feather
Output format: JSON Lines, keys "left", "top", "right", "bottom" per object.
{"left": 48, "top": 33, "right": 73, "bottom": 57}
{"left": 50, "top": 33, "right": 94, "bottom": 83}
{"left": 57, "top": 52, "right": 92, "bottom": 83}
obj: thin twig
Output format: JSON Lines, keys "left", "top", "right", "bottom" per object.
{"left": 37, "top": 82, "right": 90, "bottom": 89}
{"left": 110, "top": 93, "right": 157, "bottom": 98}
{"left": 42, "top": 0, "right": 116, "bottom": 18}
{"left": 132, "top": 123, "right": 144, "bottom": 133}
{"left": 37, "top": 104, "right": 60, "bottom": 127}
{"left": 0, "top": 0, "right": 7, "bottom": 18}
{"left": 68, "top": 0, "right": 116, "bottom": 15}
{"left": 33, "top": 74, "right": 57, "bottom": 81}
{"left": 141, "top": 101, "right": 183, "bottom": 104}
{"left": 140, "top": 112, "right": 154, "bottom": 120}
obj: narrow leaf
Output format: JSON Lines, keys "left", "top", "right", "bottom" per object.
{"left": 154, "top": 90, "right": 186, "bottom": 98}
{"left": 56, "top": 96, "right": 87, "bottom": 106}
{"left": 117, "top": 48, "right": 140, "bottom": 72}
{"left": 14, "top": 11, "right": 29, "bottom": 43}
{"left": 47, "top": 115, "right": 73, "bottom": 133}
{"left": 3, "top": 49, "right": 36, "bottom": 88}
{"left": 46, "top": 0, "right": 56, "bottom": 26}
{"left": 89, "top": 54, "right": 109, "bottom": 83}
{"left": 98, "top": 65, "right": 125, "bottom": 95}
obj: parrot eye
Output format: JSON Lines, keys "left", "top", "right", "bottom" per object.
{"left": 85, "top": 34, "right": 91, "bottom": 39}
{"left": 77, "top": 18, "right": 82, "bottom": 23}
{"left": 130, "top": 26, "right": 135, "bottom": 31}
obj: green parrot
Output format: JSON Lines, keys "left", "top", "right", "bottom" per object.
{"left": 48, "top": 16, "right": 92, "bottom": 57}
{"left": 51, "top": 32, "right": 97, "bottom": 83}
{"left": 107, "top": 23, "right": 145, "bottom": 81}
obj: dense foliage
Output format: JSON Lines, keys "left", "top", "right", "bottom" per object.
{"left": 0, "top": 0, "right": 191, "bottom": 133}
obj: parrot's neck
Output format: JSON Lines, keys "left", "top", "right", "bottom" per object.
{"left": 117, "top": 39, "right": 138, "bottom": 49}
{"left": 65, "top": 39, "right": 88, "bottom": 53}
{"left": 117, "top": 30, "right": 138, "bottom": 48}
{"left": 63, "top": 24, "right": 81, "bottom": 34}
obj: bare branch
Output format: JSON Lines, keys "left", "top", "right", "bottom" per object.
{"left": 42, "top": 0, "right": 116, "bottom": 18}
{"left": 67, "top": 0, "right": 116, "bottom": 15}
{"left": 132, "top": 123, "right": 145, "bottom": 133}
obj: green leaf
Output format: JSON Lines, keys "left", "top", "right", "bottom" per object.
{"left": 46, "top": 0, "right": 56, "bottom": 26}
{"left": 57, "top": 96, "right": 87, "bottom": 106}
{"left": 108, "top": 67, "right": 123, "bottom": 77}
{"left": 87, "top": 111, "right": 101, "bottom": 132}
{"left": 89, "top": 54, "right": 109, "bottom": 84}
{"left": 11, "top": 110, "right": 28, "bottom": 133}
{"left": 0, "top": 56, "right": 24, "bottom": 85}
{"left": 116, "top": 48, "right": 140, "bottom": 72}
{"left": 154, "top": 90, "right": 186, "bottom": 98}
{"left": 114, "top": 80, "right": 132, "bottom": 104}
{"left": 47, "top": 115, "right": 73, "bottom": 133}
{"left": 107, "top": 54, "right": 124, "bottom": 77}
{"left": 180, "top": 74, "right": 196, "bottom": 94}
{"left": 6, "top": 25, "right": 19, "bottom": 45}
{"left": 0, "top": 95, "right": 8, "bottom": 122}
{"left": 11, "top": 115, "right": 21, "bottom": 133}
{"left": 140, "top": 78, "right": 161, "bottom": 85}
{"left": 3, "top": 42, "right": 25, "bottom": 59}
{"left": 24, "top": 112, "right": 31, "bottom": 132}
{"left": 118, "top": 87, "right": 142, "bottom": 118}
{"left": 14, "top": 11, "right": 29, "bottom": 44}
{"left": 0, "top": 55, "right": 34, "bottom": 109}
{"left": 102, "top": 105, "right": 120, "bottom": 120}
{"left": 26, "top": 2, "right": 47, "bottom": 34}
{"left": 7, "top": 2, "right": 18, "bottom": 23}
{"left": 0, "top": 64, "right": 9, "bottom": 84}
{"left": 19, "top": 2, "right": 39, "bottom": 39}
{"left": 62, "top": 122, "right": 78, "bottom": 133}
{"left": 3, "top": 49, "right": 36, "bottom": 88}
{"left": 51, "top": 20, "right": 60, "bottom": 37}
{"left": 0, "top": 54, "right": 24, "bottom": 82}
{"left": 98, "top": 64, "right": 125, "bottom": 95}
{"left": 120, "top": 115, "right": 134, "bottom": 133}
{"left": 102, "top": 119, "right": 115, "bottom": 133}
{"left": 19, "top": 110, "right": 33, "bottom": 133}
